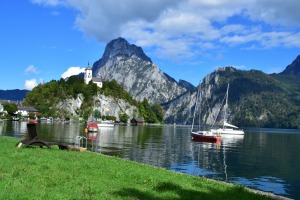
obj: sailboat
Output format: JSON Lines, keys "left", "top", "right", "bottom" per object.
{"left": 210, "top": 83, "right": 244, "bottom": 135}
{"left": 191, "top": 82, "right": 221, "bottom": 142}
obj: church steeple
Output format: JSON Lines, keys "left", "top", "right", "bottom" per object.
{"left": 84, "top": 62, "right": 92, "bottom": 84}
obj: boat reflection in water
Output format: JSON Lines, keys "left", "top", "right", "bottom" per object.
{"left": 88, "top": 126, "right": 116, "bottom": 153}
{"left": 221, "top": 134, "right": 245, "bottom": 181}
{"left": 174, "top": 134, "right": 245, "bottom": 180}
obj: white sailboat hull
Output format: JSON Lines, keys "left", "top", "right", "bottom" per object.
{"left": 211, "top": 128, "right": 244, "bottom": 135}
{"left": 97, "top": 123, "right": 114, "bottom": 127}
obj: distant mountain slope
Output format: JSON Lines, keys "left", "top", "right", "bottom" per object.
{"left": 164, "top": 67, "right": 300, "bottom": 128}
{"left": 280, "top": 55, "right": 300, "bottom": 76}
{"left": 92, "top": 37, "right": 186, "bottom": 104}
{"left": 178, "top": 79, "right": 195, "bottom": 91}
{"left": 271, "top": 73, "right": 300, "bottom": 104}
{"left": 0, "top": 89, "right": 29, "bottom": 101}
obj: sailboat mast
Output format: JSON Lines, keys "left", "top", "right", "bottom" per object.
{"left": 223, "top": 83, "right": 229, "bottom": 129}
{"left": 198, "top": 85, "right": 202, "bottom": 131}
{"left": 191, "top": 81, "right": 201, "bottom": 133}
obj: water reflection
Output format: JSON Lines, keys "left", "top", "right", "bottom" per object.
{"left": 169, "top": 132, "right": 293, "bottom": 198}
{"left": 232, "top": 176, "right": 288, "bottom": 195}
{"left": 38, "top": 121, "right": 85, "bottom": 144}
{"left": 1, "top": 121, "right": 28, "bottom": 138}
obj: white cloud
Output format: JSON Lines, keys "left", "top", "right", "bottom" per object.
{"left": 220, "top": 30, "right": 300, "bottom": 48}
{"left": 25, "top": 65, "right": 39, "bottom": 74}
{"left": 61, "top": 66, "right": 85, "bottom": 79}
{"left": 25, "top": 79, "right": 38, "bottom": 90}
{"left": 246, "top": 0, "right": 300, "bottom": 26}
{"left": 32, "top": 0, "right": 300, "bottom": 61}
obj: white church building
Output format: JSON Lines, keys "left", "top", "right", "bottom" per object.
{"left": 84, "top": 63, "right": 103, "bottom": 88}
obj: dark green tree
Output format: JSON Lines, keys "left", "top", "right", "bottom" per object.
{"left": 3, "top": 103, "right": 18, "bottom": 116}
{"left": 152, "top": 103, "right": 164, "bottom": 122}
{"left": 139, "top": 98, "right": 157, "bottom": 123}
{"left": 119, "top": 112, "right": 130, "bottom": 123}
{"left": 94, "top": 109, "right": 101, "bottom": 120}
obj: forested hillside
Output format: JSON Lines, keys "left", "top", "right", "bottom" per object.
{"left": 205, "top": 68, "right": 300, "bottom": 128}
{"left": 163, "top": 67, "right": 300, "bottom": 129}
{"left": 23, "top": 77, "right": 164, "bottom": 123}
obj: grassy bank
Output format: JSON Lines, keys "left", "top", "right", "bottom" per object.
{"left": 0, "top": 137, "right": 271, "bottom": 200}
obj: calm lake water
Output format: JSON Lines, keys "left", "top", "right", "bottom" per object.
{"left": 1, "top": 120, "right": 299, "bottom": 199}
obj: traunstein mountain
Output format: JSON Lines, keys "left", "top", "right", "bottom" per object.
{"left": 92, "top": 38, "right": 187, "bottom": 104}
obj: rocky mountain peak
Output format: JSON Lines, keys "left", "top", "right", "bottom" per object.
{"left": 91, "top": 38, "right": 186, "bottom": 104}
{"left": 101, "top": 37, "right": 152, "bottom": 64}
{"left": 280, "top": 55, "right": 300, "bottom": 76}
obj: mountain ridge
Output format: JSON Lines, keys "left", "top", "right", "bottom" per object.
{"left": 0, "top": 89, "right": 29, "bottom": 101}
{"left": 163, "top": 66, "right": 300, "bottom": 128}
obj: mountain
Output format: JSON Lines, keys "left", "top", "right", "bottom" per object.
{"left": 178, "top": 79, "right": 196, "bottom": 91}
{"left": 20, "top": 37, "right": 300, "bottom": 128}
{"left": 92, "top": 37, "right": 186, "bottom": 104}
{"left": 280, "top": 55, "right": 300, "bottom": 76}
{"left": 0, "top": 89, "right": 29, "bottom": 101}
{"left": 164, "top": 67, "right": 300, "bottom": 128}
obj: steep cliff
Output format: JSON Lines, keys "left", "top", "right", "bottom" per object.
{"left": 56, "top": 94, "right": 138, "bottom": 121}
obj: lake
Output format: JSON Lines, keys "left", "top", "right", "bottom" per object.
{"left": 1, "top": 120, "right": 299, "bottom": 199}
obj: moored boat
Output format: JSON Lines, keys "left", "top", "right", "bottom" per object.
{"left": 191, "top": 131, "right": 221, "bottom": 142}
{"left": 12, "top": 117, "right": 20, "bottom": 121}
{"left": 97, "top": 120, "right": 114, "bottom": 127}
{"left": 87, "top": 122, "right": 98, "bottom": 132}
{"left": 28, "top": 119, "right": 38, "bottom": 123}
{"left": 191, "top": 81, "right": 221, "bottom": 143}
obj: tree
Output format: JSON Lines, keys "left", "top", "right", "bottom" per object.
{"left": 3, "top": 103, "right": 17, "bottom": 116}
{"left": 152, "top": 103, "right": 164, "bottom": 122}
{"left": 139, "top": 98, "right": 157, "bottom": 123}
{"left": 119, "top": 112, "right": 130, "bottom": 123}
{"left": 94, "top": 109, "right": 101, "bottom": 120}
{"left": 28, "top": 112, "right": 35, "bottom": 119}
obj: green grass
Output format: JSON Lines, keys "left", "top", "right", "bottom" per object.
{"left": 0, "top": 136, "right": 271, "bottom": 200}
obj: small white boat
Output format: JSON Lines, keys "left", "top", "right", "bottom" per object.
{"left": 97, "top": 123, "right": 114, "bottom": 127}
{"left": 97, "top": 120, "right": 114, "bottom": 127}
{"left": 211, "top": 122, "right": 244, "bottom": 135}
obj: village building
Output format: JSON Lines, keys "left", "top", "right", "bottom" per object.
{"left": 131, "top": 118, "right": 144, "bottom": 126}
{"left": 16, "top": 106, "right": 39, "bottom": 117}
{"left": 84, "top": 63, "right": 103, "bottom": 88}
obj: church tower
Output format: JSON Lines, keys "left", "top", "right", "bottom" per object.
{"left": 84, "top": 63, "right": 92, "bottom": 84}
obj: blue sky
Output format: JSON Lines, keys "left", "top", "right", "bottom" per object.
{"left": 1, "top": 0, "right": 300, "bottom": 90}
